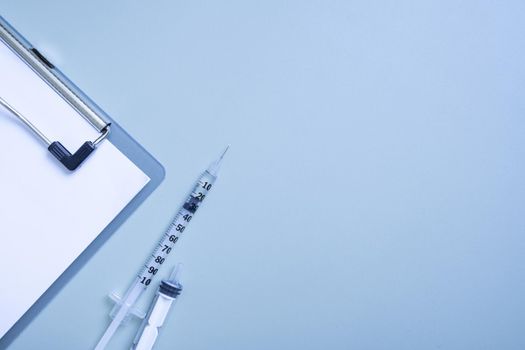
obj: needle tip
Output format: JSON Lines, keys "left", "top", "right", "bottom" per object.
{"left": 220, "top": 145, "right": 230, "bottom": 161}
{"left": 207, "top": 146, "right": 229, "bottom": 176}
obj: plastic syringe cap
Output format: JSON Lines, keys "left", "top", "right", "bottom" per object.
{"left": 160, "top": 280, "right": 183, "bottom": 298}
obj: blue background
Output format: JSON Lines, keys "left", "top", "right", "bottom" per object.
{"left": 1, "top": 1, "right": 525, "bottom": 349}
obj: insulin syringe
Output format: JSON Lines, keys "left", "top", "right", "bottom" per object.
{"left": 94, "top": 148, "right": 228, "bottom": 350}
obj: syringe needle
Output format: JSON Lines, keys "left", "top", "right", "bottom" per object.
{"left": 219, "top": 145, "right": 229, "bottom": 162}
{"left": 206, "top": 146, "right": 229, "bottom": 177}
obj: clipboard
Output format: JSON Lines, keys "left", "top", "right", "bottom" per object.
{"left": 0, "top": 15, "right": 165, "bottom": 346}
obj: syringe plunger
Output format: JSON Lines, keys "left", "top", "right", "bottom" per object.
{"left": 132, "top": 265, "right": 183, "bottom": 350}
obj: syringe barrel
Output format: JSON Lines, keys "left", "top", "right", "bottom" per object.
{"left": 137, "top": 171, "right": 216, "bottom": 288}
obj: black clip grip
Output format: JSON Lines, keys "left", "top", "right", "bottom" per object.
{"left": 48, "top": 141, "right": 95, "bottom": 171}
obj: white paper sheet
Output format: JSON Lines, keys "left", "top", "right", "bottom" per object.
{"left": 0, "top": 39, "right": 150, "bottom": 337}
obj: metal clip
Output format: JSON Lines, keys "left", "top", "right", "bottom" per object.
{"left": 0, "top": 95, "right": 110, "bottom": 171}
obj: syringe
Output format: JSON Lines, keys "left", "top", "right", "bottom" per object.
{"left": 94, "top": 147, "right": 228, "bottom": 350}
{"left": 131, "top": 264, "right": 183, "bottom": 350}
